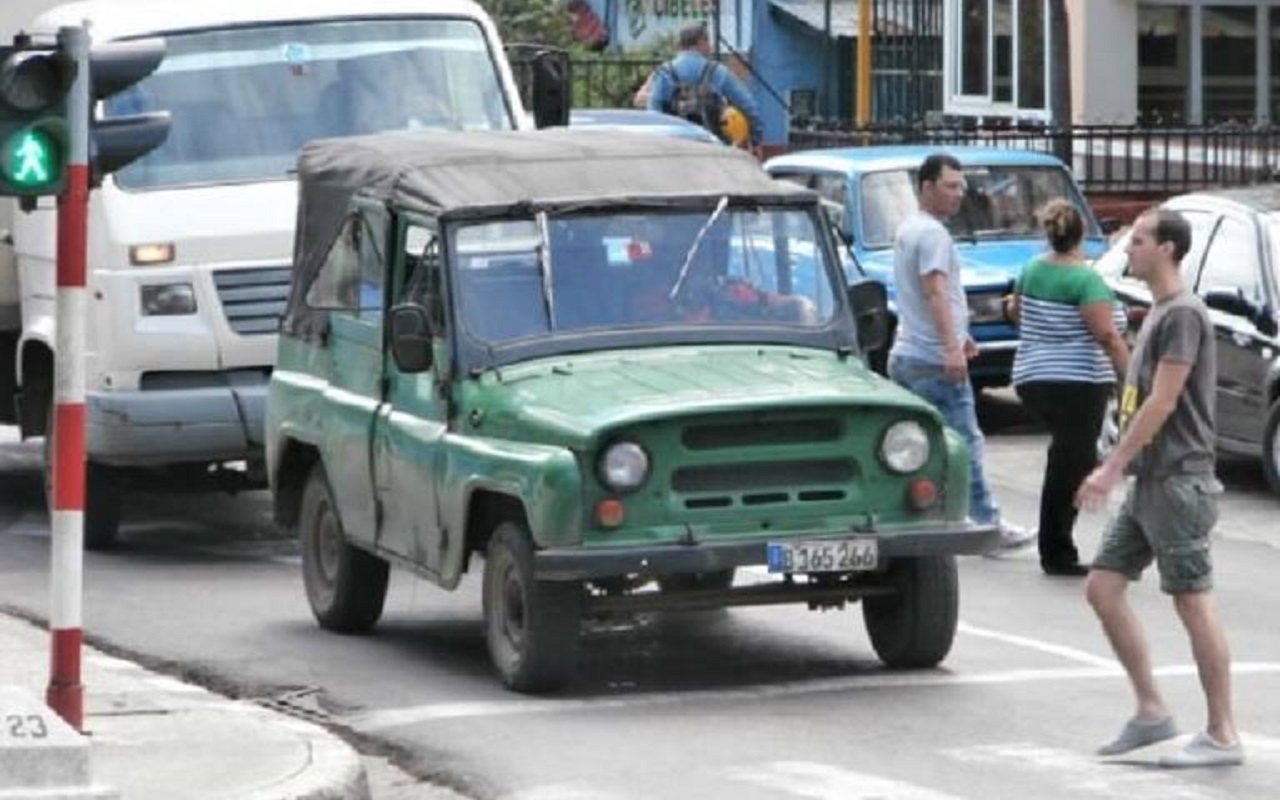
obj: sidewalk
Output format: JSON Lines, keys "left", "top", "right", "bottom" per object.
{"left": 0, "top": 612, "right": 368, "bottom": 800}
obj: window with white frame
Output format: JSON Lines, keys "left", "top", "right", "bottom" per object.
{"left": 946, "top": 0, "right": 1049, "bottom": 117}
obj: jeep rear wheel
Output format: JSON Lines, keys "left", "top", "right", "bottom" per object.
{"left": 1263, "top": 399, "right": 1280, "bottom": 496}
{"left": 300, "top": 464, "right": 388, "bottom": 633}
{"left": 862, "top": 555, "right": 958, "bottom": 669}
{"left": 483, "top": 521, "right": 581, "bottom": 693}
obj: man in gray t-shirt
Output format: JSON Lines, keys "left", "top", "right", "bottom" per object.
{"left": 1077, "top": 209, "right": 1242, "bottom": 767}
{"left": 886, "top": 153, "right": 1032, "bottom": 551}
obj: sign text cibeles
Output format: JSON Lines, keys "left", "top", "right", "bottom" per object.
{"left": 619, "top": 0, "right": 750, "bottom": 48}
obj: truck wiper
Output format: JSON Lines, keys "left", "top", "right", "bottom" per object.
{"left": 670, "top": 195, "right": 729, "bottom": 302}
{"left": 535, "top": 211, "right": 555, "bottom": 328}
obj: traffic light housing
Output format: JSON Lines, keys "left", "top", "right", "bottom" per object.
{"left": 90, "top": 38, "right": 170, "bottom": 184}
{"left": 0, "top": 41, "right": 75, "bottom": 196}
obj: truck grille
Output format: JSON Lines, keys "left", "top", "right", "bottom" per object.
{"left": 213, "top": 266, "right": 291, "bottom": 335}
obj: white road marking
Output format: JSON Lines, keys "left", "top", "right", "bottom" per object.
{"left": 957, "top": 622, "right": 1119, "bottom": 668}
{"left": 942, "top": 741, "right": 1232, "bottom": 800}
{"left": 728, "top": 761, "right": 966, "bottom": 800}
{"left": 345, "top": 661, "right": 1280, "bottom": 731}
{"left": 500, "top": 786, "right": 633, "bottom": 800}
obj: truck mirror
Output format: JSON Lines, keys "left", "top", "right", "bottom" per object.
{"left": 387, "top": 303, "right": 435, "bottom": 373}
{"left": 848, "top": 279, "right": 889, "bottom": 353}
{"left": 529, "top": 48, "right": 570, "bottom": 129}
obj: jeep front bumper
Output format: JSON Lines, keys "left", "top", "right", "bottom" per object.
{"left": 534, "top": 520, "right": 999, "bottom": 581}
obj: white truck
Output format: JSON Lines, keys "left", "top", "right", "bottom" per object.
{"left": 0, "top": 0, "right": 562, "bottom": 547}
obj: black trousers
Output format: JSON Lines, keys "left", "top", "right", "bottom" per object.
{"left": 1015, "top": 381, "right": 1113, "bottom": 569}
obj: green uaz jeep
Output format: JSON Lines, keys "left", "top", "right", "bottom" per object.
{"left": 267, "top": 130, "right": 998, "bottom": 693}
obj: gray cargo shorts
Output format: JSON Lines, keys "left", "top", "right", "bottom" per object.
{"left": 1091, "top": 474, "right": 1223, "bottom": 595}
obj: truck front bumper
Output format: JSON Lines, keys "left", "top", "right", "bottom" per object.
{"left": 535, "top": 520, "right": 999, "bottom": 581}
{"left": 87, "top": 374, "right": 267, "bottom": 466}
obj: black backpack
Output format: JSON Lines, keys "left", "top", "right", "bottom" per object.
{"left": 659, "top": 60, "right": 726, "bottom": 141}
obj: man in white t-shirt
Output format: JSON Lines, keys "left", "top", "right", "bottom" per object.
{"left": 888, "top": 152, "right": 1033, "bottom": 551}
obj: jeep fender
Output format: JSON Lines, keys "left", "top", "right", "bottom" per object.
{"left": 438, "top": 438, "right": 583, "bottom": 587}
{"left": 942, "top": 427, "right": 971, "bottom": 521}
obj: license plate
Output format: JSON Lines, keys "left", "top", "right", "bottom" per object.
{"left": 766, "top": 537, "right": 878, "bottom": 573}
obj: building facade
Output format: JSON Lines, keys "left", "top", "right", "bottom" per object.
{"left": 944, "top": 0, "right": 1280, "bottom": 125}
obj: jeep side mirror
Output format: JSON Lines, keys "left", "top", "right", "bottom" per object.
{"left": 848, "top": 279, "right": 889, "bottom": 353}
{"left": 388, "top": 303, "right": 435, "bottom": 373}
{"left": 530, "top": 48, "right": 570, "bottom": 128}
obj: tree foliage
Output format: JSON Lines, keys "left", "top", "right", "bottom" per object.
{"left": 477, "top": 0, "right": 577, "bottom": 50}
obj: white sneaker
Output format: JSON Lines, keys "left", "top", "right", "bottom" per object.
{"left": 995, "top": 520, "right": 1036, "bottom": 550}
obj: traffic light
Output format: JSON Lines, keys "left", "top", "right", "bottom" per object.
{"left": 0, "top": 40, "right": 76, "bottom": 196}
{"left": 89, "top": 38, "right": 169, "bottom": 184}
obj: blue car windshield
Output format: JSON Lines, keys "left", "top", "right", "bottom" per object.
{"left": 449, "top": 207, "right": 841, "bottom": 346}
{"left": 859, "top": 166, "right": 1098, "bottom": 248}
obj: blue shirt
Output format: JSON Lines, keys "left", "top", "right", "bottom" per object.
{"left": 646, "top": 50, "right": 763, "bottom": 146}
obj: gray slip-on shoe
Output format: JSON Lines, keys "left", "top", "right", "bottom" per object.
{"left": 1097, "top": 715, "right": 1179, "bottom": 756}
{"left": 1158, "top": 732, "right": 1245, "bottom": 768}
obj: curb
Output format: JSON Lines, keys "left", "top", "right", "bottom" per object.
{"left": 235, "top": 707, "right": 370, "bottom": 800}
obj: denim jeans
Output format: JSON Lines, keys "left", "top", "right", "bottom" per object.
{"left": 888, "top": 354, "right": 999, "bottom": 524}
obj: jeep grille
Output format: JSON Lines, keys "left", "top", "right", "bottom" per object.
{"left": 213, "top": 266, "right": 291, "bottom": 335}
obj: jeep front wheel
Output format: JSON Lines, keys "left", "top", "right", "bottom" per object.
{"left": 299, "top": 464, "right": 388, "bottom": 633}
{"left": 862, "top": 555, "right": 958, "bottom": 669}
{"left": 483, "top": 521, "right": 582, "bottom": 693}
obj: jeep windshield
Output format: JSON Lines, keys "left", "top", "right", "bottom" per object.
{"left": 448, "top": 206, "right": 842, "bottom": 347}
{"left": 107, "top": 18, "right": 512, "bottom": 190}
{"left": 858, "top": 166, "right": 1099, "bottom": 248}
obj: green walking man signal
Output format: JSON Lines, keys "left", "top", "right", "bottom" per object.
{"left": 0, "top": 39, "right": 76, "bottom": 196}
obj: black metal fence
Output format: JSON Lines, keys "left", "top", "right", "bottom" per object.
{"left": 508, "top": 45, "right": 662, "bottom": 112}
{"left": 788, "top": 121, "right": 1280, "bottom": 195}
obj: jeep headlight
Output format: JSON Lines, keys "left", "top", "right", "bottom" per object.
{"left": 879, "top": 420, "right": 929, "bottom": 474}
{"left": 598, "top": 441, "right": 649, "bottom": 492}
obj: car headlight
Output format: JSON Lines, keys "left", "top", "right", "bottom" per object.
{"left": 140, "top": 283, "right": 197, "bottom": 316}
{"left": 598, "top": 441, "right": 649, "bottom": 492}
{"left": 879, "top": 420, "right": 930, "bottom": 474}
{"left": 967, "top": 291, "right": 1008, "bottom": 323}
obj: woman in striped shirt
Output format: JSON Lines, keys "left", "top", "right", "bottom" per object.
{"left": 1010, "top": 199, "right": 1129, "bottom": 576}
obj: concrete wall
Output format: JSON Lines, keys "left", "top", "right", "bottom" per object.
{"left": 1068, "top": 0, "right": 1138, "bottom": 124}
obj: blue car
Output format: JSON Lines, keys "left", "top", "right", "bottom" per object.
{"left": 764, "top": 145, "right": 1108, "bottom": 387}
{"left": 568, "top": 108, "right": 722, "bottom": 144}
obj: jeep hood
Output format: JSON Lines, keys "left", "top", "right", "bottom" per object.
{"left": 464, "top": 346, "right": 930, "bottom": 447}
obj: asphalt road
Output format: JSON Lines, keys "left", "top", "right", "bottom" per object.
{"left": 1, "top": 394, "right": 1278, "bottom": 800}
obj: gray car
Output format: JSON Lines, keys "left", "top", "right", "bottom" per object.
{"left": 1095, "top": 186, "right": 1280, "bottom": 495}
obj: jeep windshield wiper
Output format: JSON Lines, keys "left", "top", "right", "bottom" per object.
{"left": 535, "top": 211, "right": 555, "bottom": 328}
{"left": 669, "top": 195, "right": 729, "bottom": 302}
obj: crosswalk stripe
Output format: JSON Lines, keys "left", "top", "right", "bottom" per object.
{"left": 941, "top": 741, "right": 1234, "bottom": 800}
{"left": 728, "top": 761, "right": 966, "bottom": 800}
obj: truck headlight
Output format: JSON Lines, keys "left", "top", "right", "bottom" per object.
{"left": 598, "top": 441, "right": 649, "bottom": 492}
{"left": 140, "top": 283, "right": 197, "bottom": 316}
{"left": 879, "top": 420, "right": 929, "bottom": 474}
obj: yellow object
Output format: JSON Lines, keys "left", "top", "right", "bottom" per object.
{"left": 720, "top": 105, "right": 749, "bottom": 146}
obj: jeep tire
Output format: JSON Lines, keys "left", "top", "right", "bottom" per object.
{"left": 862, "top": 555, "right": 958, "bottom": 669}
{"left": 300, "top": 463, "right": 389, "bottom": 633}
{"left": 483, "top": 521, "right": 582, "bottom": 693}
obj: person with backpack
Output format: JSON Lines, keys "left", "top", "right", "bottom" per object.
{"left": 646, "top": 22, "right": 764, "bottom": 155}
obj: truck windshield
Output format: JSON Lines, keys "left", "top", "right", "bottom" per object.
{"left": 858, "top": 166, "right": 1099, "bottom": 248}
{"left": 450, "top": 207, "right": 841, "bottom": 345}
{"left": 106, "top": 18, "right": 513, "bottom": 190}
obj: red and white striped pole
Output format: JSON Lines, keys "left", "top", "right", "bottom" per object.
{"left": 46, "top": 23, "right": 91, "bottom": 732}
